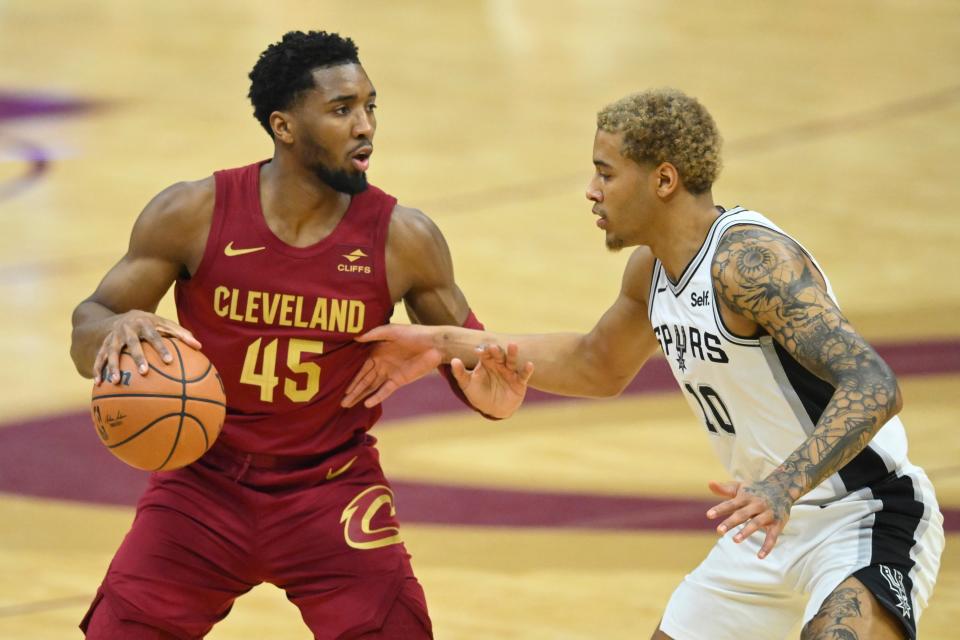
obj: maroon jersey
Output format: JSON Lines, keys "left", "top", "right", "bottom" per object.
{"left": 174, "top": 161, "right": 395, "bottom": 455}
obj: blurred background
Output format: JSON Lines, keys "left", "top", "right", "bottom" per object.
{"left": 0, "top": 1, "right": 957, "bottom": 637}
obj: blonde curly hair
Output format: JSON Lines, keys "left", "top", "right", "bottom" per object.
{"left": 597, "top": 89, "right": 722, "bottom": 194}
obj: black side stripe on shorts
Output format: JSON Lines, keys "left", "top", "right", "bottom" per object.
{"left": 854, "top": 472, "right": 924, "bottom": 639}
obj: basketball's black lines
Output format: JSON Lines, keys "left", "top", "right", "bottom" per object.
{"left": 146, "top": 360, "right": 214, "bottom": 384}
{"left": 182, "top": 413, "right": 210, "bottom": 451}
{"left": 92, "top": 392, "right": 225, "bottom": 407}
{"left": 155, "top": 412, "right": 184, "bottom": 471}
{"left": 106, "top": 412, "right": 182, "bottom": 449}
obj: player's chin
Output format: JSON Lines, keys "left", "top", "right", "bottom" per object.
{"left": 605, "top": 232, "right": 625, "bottom": 252}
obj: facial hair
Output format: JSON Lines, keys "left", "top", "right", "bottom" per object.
{"left": 302, "top": 134, "right": 369, "bottom": 195}
{"left": 605, "top": 232, "right": 624, "bottom": 252}
{"left": 312, "top": 161, "right": 368, "bottom": 195}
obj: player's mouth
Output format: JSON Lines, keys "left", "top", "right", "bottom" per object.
{"left": 350, "top": 145, "right": 373, "bottom": 172}
{"left": 593, "top": 208, "right": 607, "bottom": 229}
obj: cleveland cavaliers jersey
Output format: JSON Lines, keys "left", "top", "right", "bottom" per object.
{"left": 647, "top": 207, "right": 909, "bottom": 504}
{"left": 174, "top": 161, "right": 395, "bottom": 456}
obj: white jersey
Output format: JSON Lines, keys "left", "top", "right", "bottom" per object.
{"left": 647, "top": 207, "right": 909, "bottom": 505}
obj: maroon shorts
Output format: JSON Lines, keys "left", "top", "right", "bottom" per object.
{"left": 80, "top": 435, "right": 432, "bottom": 639}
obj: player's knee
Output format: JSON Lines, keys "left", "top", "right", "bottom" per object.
{"left": 354, "top": 581, "right": 433, "bottom": 639}
{"left": 83, "top": 593, "right": 180, "bottom": 640}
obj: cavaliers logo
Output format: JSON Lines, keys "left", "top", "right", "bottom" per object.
{"left": 340, "top": 485, "right": 403, "bottom": 550}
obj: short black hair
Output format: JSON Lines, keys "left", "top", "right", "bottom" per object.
{"left": 248, "top": 30, "right": 360, "bottom": 136}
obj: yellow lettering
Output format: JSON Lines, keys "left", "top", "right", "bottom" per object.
{"left": 213, "top": 286, "right": 230, "bottom": 317}
{"left": 262, "top": 292, "right": 281, "bottom": 325}
{"left": 347, "top": 300, "right": 365, "bottom": 333}
{"left": 330, "top": 299, "right": 348, "bottom": 332}
{"left": 279, "top": 294, "right": 296, "bottom": 327}
{"left": 293, "top": 296, "right": 309, "bottom": 328}
{"left": 244, "top": 291, "right": 261, "bottom": 324}
{"left": 228, "top": 288, "right": 243, "bottom": 322}
{"left": 310, "top": 297, "right": 328, "bottom": 330}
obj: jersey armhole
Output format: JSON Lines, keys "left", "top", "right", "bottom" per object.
{"left": 372, "top": 197, "right": 397, "bottom": 315}
{"left": 183, "top": 171, "right": 227, "bottom": 286}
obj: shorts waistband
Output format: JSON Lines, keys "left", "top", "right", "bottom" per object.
{"left": 202, "top": 432, "right": 367, "bottom": 472}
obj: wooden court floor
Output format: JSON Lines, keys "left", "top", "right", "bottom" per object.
{"left": 1, "top": 1, "right": 958, "bottom": 638}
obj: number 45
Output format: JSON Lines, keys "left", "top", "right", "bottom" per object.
{"left": 240, "top": 338, "right": 324, "bottom": 403}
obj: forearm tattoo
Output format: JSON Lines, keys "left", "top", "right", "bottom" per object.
{"left": 712, "top": 227, "right": 900, "bottom": 500}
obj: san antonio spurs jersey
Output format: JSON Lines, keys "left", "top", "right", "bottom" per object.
{"left": 647, "top": 207, "right": 909, "bottom": 505}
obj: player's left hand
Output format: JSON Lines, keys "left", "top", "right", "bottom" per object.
{"left": 705, "top": 479, "right": 794, "bottom": 559}
{"left": 451, "top": 343, "right": 534, "bottom": 419}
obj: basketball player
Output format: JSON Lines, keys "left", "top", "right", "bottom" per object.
{"left": 69, "top": 31, "right": 531, "bottom": 639}
{"left": 342, "top": 89, "right": 945, "bottom": 639}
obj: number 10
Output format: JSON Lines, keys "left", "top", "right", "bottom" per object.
{"left": 683, "top": 383, "right": 736, "bottom": 434}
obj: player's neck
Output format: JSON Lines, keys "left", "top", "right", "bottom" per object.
{"left": 259, "top": 156, "right": 351, "bottom": 226}
{"left": 650, "top": 193, "right": 719, "bottom": 282}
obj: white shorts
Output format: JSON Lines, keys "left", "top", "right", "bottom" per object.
{"left": 659, "top": 464, "right": 944, "bottom": 640}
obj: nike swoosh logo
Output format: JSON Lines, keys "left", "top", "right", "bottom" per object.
{"left": 657, "top": 286, "right": 668, "bottom": 293}
{"left": 326, "top": 455, "right": 358, "bottom": 481}
{"left": 224, "top": 241, "right": 266, "bottom": 257}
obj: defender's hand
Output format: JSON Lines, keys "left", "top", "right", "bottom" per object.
{"left": 343, "top": 324, "right": 443, "bottom": 408}
{"left": 450, "top": 343, "right": 534, "bottom": 419}
{"left": 706, "top": 479, "right": 793, "bottom": 559}
{"left": 94, "top": 310, "right": 201, "bottom": 385}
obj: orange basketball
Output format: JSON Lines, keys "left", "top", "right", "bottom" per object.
{"left": 91, "top": 337, "right": 226, "bottom": 471}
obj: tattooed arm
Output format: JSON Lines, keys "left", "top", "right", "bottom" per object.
{"left": 705, "top": 225, "right": 902, "bottom": 558}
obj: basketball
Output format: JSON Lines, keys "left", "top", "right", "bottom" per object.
{"left": 90, "top": 337, "right": 226, "bottom": 471}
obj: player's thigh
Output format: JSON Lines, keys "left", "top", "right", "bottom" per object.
{"left": 94, "top": 471, "right": 259, "bottom": 637}
{"left": 659, "top": 534, "right": 805, "bottom": 640}
{"left": 801, "top": 576, "right": 906, "bottom": 640}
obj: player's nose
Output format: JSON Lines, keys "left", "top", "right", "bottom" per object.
{"left": 353, "top": 111, "right": 374, "bottom": 137}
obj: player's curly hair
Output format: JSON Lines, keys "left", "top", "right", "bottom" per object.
{"left": 597, "top": 89, "right": 722, "bottom": 194}
{"left": 248, "top": 30, "right": 360, "bottom": 137}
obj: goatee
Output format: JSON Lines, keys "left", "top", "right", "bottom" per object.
{"left": 313, "top": 163, "right": 368, "bottom": 195}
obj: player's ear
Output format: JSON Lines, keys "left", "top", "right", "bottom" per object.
{"left": 654, "top": 162, "right": 679, "bottom": 198}
{"left": 270, "top": 111, "right": 295, "bottom": 144}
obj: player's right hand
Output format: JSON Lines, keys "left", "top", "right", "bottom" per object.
{"left": 343, "top": 324, "right": 443, "bottom": 408}
{"left": 94, "top": 310, "right": 201, "bottom": 385}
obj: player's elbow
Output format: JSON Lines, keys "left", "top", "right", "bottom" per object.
{"left": 588, "top": 373, "right": 632, "bottom": 398}
{"left": 876, "top": 358, "right": 902, "bottom": 418}
{"left": 890, "top": 377, "right": 904, "bottom": 416}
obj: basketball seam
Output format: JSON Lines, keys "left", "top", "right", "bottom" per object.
{"left": 92, "top": 392, "right": 225, "bottom": 407}
{"left": 181, "top": 413, "right": 210, "bottom": 451}
{"left": 157, "top": 338, "right": 189, "bottom": 471}
{"left": 155, "top": 415, "right": 184, "bottom": 471}
{"left": 106, "top": 412, "right": 182, "bottom": 448}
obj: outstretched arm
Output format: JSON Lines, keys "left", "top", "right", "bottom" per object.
{"left": 706, "top": 225, "right": 901, "bottom": 558}
{"left": 346, "top": 246, "right": 662, "bottom": 408}
{"left": 381, "top": 206, "right": 533, "bottom": 418}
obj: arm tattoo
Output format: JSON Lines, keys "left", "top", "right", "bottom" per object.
{"left": 712, "top": 227, "right": 901, "bottom": 500}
